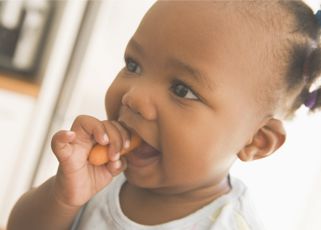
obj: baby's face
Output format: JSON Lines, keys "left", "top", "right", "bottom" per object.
{"left": 106, "top": 2, "right": 267, "bottom": 192}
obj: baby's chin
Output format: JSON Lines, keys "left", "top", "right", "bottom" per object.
{"left": 123, "top": 144, "right": 163, "bottom": 189}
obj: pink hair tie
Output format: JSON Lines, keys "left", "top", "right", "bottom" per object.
{"left": 304, "top": 90, "right": 318, "bottom": 109}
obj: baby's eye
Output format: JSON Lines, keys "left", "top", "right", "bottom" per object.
{"left": 125, "top": 58, "right": 142, "bottom": 74}
{"left": 170, "top": 81, "right": 199, "bottom": 100}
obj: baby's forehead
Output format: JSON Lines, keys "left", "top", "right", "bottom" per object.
{"left": 140, "top": 1, "right": 290, "bottom": 72}
{"left": 151, "top": 1, "right": 292, "bottom": 31}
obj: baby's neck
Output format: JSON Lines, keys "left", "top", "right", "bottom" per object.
{"left": 119, "top": 177, "right": 231, "bottom": 225}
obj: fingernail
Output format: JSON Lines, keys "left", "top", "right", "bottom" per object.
{"left": 66, "top": 131, "right": 75, "bottom": 137}
{"left": 114, "top": 160, "right": 121, "bottom": 169}
{"left": 103, "top": 134, "right": 109, "bottom": 143}
{"left": 124, "top": 140, "right": 130, "bottom": 149}
{"left": 110, "top": 152, "right": 120, "bottom": 161}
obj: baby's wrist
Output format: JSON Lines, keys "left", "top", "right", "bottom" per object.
{"left": 50, "top": 176, "right": 84, "bottom": 211}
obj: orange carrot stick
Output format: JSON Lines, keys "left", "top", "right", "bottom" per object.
{"left": 88, "top": 132, "right": 142, "bottom": 166}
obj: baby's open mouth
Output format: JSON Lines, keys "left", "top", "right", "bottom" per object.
{"left": 117, "top": 119, "right": 160, "bottom": 167}
{"left": 126, "top": 139, "right": 161, "bottom": 167}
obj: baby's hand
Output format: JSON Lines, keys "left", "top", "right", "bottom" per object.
{"left": 51, "top": 115, "right": 130, "bottom": 208}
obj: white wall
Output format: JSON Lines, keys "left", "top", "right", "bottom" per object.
{"left": 0, "top": 90, "right": 35, "bottom": 219}
{"left": 0, "top": 0, "right": 87, "bottom": 226}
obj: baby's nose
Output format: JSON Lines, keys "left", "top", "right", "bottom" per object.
{"left": 121, "top": 85, "right": 157, "bottom": 121}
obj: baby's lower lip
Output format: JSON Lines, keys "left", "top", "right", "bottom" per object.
{"left": 126, "top": 141, "right": 161, "bottom": 167}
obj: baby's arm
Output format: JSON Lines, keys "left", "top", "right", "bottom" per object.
{"left": 7, "top": 115, "right": 129, "bottom": 230}
{"left": 7, "top": 176, "right": 81, "bottom": 230}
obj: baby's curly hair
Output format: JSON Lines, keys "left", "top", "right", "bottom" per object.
{"left": 280, "top": 1, "right": 321, "bottom": 118}
{"left": 222, "top": 1, "right": 320, "bottom": 119}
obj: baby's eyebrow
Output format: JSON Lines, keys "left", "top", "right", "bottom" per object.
{"left": 128, "top": 38, "right": 145, "bottom": 56}
{"left": 166, "top": 57, "right": 214, "bottom": 91}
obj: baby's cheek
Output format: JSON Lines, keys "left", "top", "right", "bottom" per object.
{"left": 105, "top": 85, "right": 121, "bottom": 119}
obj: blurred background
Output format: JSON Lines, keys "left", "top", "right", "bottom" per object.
{"left": 0, "top": 0, "right": 320, "bottom": 229}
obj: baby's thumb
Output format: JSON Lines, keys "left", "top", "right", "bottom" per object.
{"left": 51, "top": 130, "right": 76, "bottom": 162}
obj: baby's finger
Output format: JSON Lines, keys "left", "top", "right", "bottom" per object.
{"left": 101, "top": 121, "right": 126, "bottom": 160}
{"left": 111, "top": 121, "right": 131, "bottom": 150}
{"left": 72, "top": 115, "right": 109, "bottom": 146}
{"left": 106, "top": 157, "right": 127, "bottom": 177}
{"left": 51, "top": 130, "right": 76, "bottom": 162}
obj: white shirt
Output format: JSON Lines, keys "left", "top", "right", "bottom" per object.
{"left": 71, "top": 174, "right": 264, "bottom": 230}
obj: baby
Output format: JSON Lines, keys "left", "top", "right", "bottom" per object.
{"left": 7, "top": 1, "right": 321, "bottom": 230}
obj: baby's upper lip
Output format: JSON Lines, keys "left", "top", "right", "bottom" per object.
{"left": 118, "top": 120, "right": 136, "bottom": 136}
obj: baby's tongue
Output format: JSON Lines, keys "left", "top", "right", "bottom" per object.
{"left": 131, "top": 141, "right": 160, "bottom": 158}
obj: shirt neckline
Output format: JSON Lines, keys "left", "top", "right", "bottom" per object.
{"left": 107, "top": 174, "right": 244, "bottom": 229}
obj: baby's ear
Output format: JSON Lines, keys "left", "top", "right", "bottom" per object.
{"left": 238, "top": 118, "right": 286, "bottom": 161}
